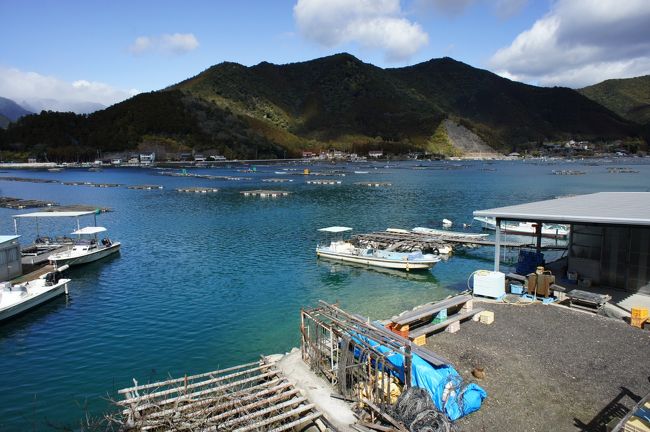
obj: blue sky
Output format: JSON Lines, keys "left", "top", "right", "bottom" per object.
{"left": 1, "top": 0, "right": 649, "bottom": 112}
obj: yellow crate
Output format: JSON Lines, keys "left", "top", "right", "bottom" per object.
{"left": 631, "top": 307, "right": 649, "bottom": 320}
{"left": 631, "top": 316, "right": 648, "bottom": 329}
{"left": 413, "top": 334, "right": 427, "bottom": 346}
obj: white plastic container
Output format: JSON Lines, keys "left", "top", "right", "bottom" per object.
{"left": 473, "top": 270, "right": 506, "bottom": 298}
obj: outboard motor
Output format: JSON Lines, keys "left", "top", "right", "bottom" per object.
{"left": 45, "top": 271, "right": 60, "bottom": 286}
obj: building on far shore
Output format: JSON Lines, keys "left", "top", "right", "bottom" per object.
{"left": 368, "top": 150, "right": 383, "bottom": 158}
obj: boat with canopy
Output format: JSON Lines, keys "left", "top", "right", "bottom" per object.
{"left": 13, "top": 210, "right": 120, "bottom": 268}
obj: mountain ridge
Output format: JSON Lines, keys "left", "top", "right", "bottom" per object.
{"left": 0, "top": 53, "right": 645, "bottom": 161}
{"left": 579, "top": 75, "right": 650, "bottom": 124}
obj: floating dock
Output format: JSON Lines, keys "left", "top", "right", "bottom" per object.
{"left": 127, "top": 184, "right": 163, "bottom": 190}
{"left": 241, "top": 190, "right": 291, "bottom": 197}
{"left": 307, "top": 180, "right": 342, "bottom": 185}
{"left": 176, "top": 187, "right": 219, "bottom": 193}
{"left": 354, "top": 230, "right": 530, "bottom": 253}
{"left": 0, "top": 196, "right": 57, "bottom": 209}
{"left": 552, "top": 170, "right": 586, "bottom": 175}
{"left": 263, "top": 178, "right": 293, "bottom": 183}
{"left": 354, "top": 181, "right": 392, "bottom": 187}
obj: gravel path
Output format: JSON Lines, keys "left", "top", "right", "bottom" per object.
{"left": 425, "top": 301, "right": 650, "bottom": 431}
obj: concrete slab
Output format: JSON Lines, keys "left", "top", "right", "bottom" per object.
{"left": 271, "top": 349, "right": 357, "bottom": 432}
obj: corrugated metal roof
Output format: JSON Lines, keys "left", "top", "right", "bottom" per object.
{"left": 473, "top": 192, "right": 650, "bottom": 226}
{"left": 0, "top": 235, "right": 20, "bottom": 245}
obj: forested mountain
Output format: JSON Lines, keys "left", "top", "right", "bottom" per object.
{"left": 579, "top": 75, "right": 650, "bottom": 125}
{"left": 0, "top": 54, "right": 644, "bottom": 161}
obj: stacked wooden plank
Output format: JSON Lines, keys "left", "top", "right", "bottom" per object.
{"left": 117, "top": 359, "right": 325, "bottom": 432}
{"left": 388, "top": 295, "right": 483, "bottom": 346}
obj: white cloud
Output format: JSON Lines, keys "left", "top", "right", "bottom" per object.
{"left": 490, "top": 0, "right": 650, "bottom": 87}
{"left": 128, "top": 33, "right": 199, "bottom": 55}
{"left": 293, "top": 0, "right": 428, "bottom": 62}
{"left": 0, "top": 66, "right": 139, "bottom": 113}
{"left": 416, "top": 0, "right": 527, "bottom": 18}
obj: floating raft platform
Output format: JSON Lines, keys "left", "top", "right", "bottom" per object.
{"left": 127, "top": 184, "right": 163, "bottom": 190}
{"left": 307, "top": 179, "right": 342, "bottom": 185}
{"left": 263, "top": 178, "right": 293, "bottom": 183}
{"left": 116, "top": 359, "right": 326, "bottom": 432}
{"left": 354, "top": 181, "right": 392, "bottom": 187}
{"left": 0, "top": 176, "right": 58, "bottom": 184}
{"left": 0, "top": 196, "right": 57, "bottom": 209}
{"left": 355, "top": 230, "right": 529, "bottom": 253}
{"left": 241, "top": 190, "right": 291, "bottom": 197}
{"left": 42, "top": 205, "right": 112, "bottom": 213}
{"left": 551, "top": 170, "right": 586, "bottom": 175}
{"left": 176, "top": 187, "right": 219, "bottom": 193}
{"left": 61, "top": 181, "right": 122, "bottom": 187}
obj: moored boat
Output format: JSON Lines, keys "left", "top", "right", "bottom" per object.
{"left": 0, "top": 266, "right": 70, "bottom": 322}
{"left": 316, "top": 240, "right": 439, "bottom": 271}
{"left": 48, "top": 227, "right": 120, "bottom": 267}
{"left": 473, "top": 216, "right": 569, "bottom": 239}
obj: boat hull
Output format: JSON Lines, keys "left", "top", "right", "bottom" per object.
{"left": 0, "top": 280, "right": 69, "bottom": 322}
{"left": 474, "top": 217, "right": 569, "bottom": 239}
{"left": 316, "top": 249, "right": 437, "bottom": 271}
{"left": 49, "top": 242, "right": 121, "bottom": 267}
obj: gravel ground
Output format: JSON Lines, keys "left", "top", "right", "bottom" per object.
{"left": 425, "top": 301, "right": 650, "bottom": 432}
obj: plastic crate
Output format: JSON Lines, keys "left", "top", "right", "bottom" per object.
{"left": 510, "top": 283, "right": 524, "bottom": 295}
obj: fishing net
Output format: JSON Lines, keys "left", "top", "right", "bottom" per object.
{"left": 392, "top": 387, "right": 453, "bottom": 432}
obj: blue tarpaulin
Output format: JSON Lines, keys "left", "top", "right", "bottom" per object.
{"left": 353, "top": 332, "right": 486, "bottom": 421}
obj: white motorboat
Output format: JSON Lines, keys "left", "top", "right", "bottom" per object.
{"left": 0, "top": 266, "right": 70, "bottom": 322}
{"left": 410, "top": 227, "right": 489, "bottom": 240}
{"left": 13, "top": 210, "right": 101, "bottom": 266}
{"left": 473, "top": 216, "right": 569, "bottom": 239}
{"left": 48, "top": 227, "right": 120, "bottom": 267}
{"left": 316, "top": 240, "right": 440, "bottom": 271}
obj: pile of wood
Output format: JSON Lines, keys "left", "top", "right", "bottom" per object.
{"left": 387, "top": 295, "right": 483, "bottom": 346}
{"left": 116, "top": 359, "right": 327, "bottom": 432}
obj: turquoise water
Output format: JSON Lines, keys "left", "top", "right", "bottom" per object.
{"left": 0, "top": 159, "right": 648, "bottom": 429}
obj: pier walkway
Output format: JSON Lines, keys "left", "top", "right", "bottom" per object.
{"left": 354, "top": 230, "right": 530, "bottom": 251}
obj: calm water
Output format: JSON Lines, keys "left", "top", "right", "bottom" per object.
{"left": 0, "top": 159, "right": 648, "bottom": 429}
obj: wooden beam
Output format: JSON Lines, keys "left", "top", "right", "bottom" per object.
{"left": 120, "top": 364, "right": 276, "bottom": 404}
{"left": 118, "top": 360, "right": 264, "bottom": 394}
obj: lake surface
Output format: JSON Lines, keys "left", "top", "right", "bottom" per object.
{"left": 0, "top": 159, "right": 648, "bottom": 429}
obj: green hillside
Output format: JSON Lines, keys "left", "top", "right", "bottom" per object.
{"left": 0, "top": 53, "right": 644, "bottom": 161}
{"left": 0, "top": 113, "right": 9, "bottom": 129}
{"left": 579, "top": 75, "right": 650, "bottom": 124}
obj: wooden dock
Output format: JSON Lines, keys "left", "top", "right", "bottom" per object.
{"left": 176, "top": 187, "right": 219, "bottom": 193}
{"left": 240, "top": 190, "right": 291, "bottom": 197}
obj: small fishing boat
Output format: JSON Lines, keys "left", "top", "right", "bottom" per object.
{"left": 473, "top": 216, "right": 569, "bottom": 239}
{"left": 317, "top": 241, "right": 440, "bottom": 270}
{"left": 0, "top": 266, "right": 70, "bottom": 322}
{"left": 410, "top": 227, "right": 489, "bottom": 239}
{"left": 316, "top": 227, "right": 439, "bottom": 271}
{"left": 48, "top": 227, "right": 120, "bottom": 267}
